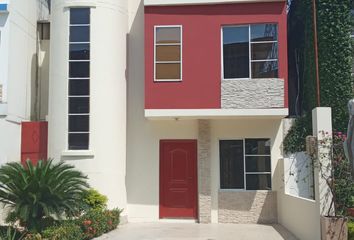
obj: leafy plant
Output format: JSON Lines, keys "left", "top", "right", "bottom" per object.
{"left": 42, "top": 221, "right": 84, "bottom": 240}
{"left": 313, "top": 131, "right": 354, "bottom": 216}
{"left": 0, "top": 159, "right": 89, "bottom": 232}
{"left": 80, "top": 209, "right": 121, "bottom": 239}
{"left": 82, "top": 189, "right": 108, "bottom": 211}
{"left": 349, "top": 220, "right": 354, "bottom": 240}
{"left": 0, "top": 227, "right": 24, "bottom": 240}
{"left": 22, "top": 234, "right": 42, "bottom": 240}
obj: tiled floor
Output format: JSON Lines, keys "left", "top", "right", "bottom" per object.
{"left": 96, "top": 223, "right": 298, "bottom": 240}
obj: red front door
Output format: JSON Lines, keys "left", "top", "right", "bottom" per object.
{"left": 160, "top": 140, "right": 198, "bottom": 219}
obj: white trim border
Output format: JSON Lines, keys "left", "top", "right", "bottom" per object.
{"left": 145, "top": 108, "right": 288, "bottom": 120}
{"left": 145, "top": 0, "right": 285, "bottom": 6}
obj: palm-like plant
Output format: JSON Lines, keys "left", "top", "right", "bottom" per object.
{"left": 0, "top": 159, "right": 89, "bottom": 232}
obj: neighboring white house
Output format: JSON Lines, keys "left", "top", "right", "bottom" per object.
{"left": 0, "top": 0, "right": 50, "bottom": 166}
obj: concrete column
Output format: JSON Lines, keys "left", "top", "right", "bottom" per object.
{"left": 312, "top": 107, "right": 334, "bottom": 216}
{"left": 198, "top": 119, "right": 211, "bottom": 223}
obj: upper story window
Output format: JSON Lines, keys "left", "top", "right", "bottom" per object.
{"left": 154, "top": 26, "right": 182, "bottom": 81}
{"left": 222, "top": 24, "right": 278, "bottom": 79}
{"left": 220, "top": 139, "right": 271, "bottom": 190}
{"left": 68, "top": 8, "right": 90, "bottom": 150}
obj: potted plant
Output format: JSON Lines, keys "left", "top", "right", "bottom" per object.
{"left": 315, "top": 131, "right": 354, "bottom": 240}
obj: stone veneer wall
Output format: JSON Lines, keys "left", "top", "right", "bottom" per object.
{"left": 218, "top": 191, "right": 277, "bottom": 224}
{"left": 221, "top": 78, "right": 284, "bottom": 109}
{"left": 198, "top": 120, "right": 211, "bottom": 223}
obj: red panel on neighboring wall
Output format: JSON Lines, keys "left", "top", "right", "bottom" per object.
{"left": 21, "top": 122, "right": 48, "bottom": 165}
{"left": 145, "top": 2, "right": 288, "bottom": 109}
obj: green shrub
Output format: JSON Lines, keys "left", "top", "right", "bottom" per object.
{"left": 349, "top": 220, "right": 354, "bottom": 240}
{"left": 42, "top": 222, "right": 84, "bottom": 240}
{"left": 0, "top": 159, "right": 89, "bottom": 232}
{"left": 82, "top": 189, "right": 108, "bottom": 211}
{"left": 0, "top": 226, "right": 24, "bottom": 240}
{"left": 22, "top": 234, "right": 42, "bottom": 240}
{"left": 80, "top": 209, "right": 121, "bottom": 239}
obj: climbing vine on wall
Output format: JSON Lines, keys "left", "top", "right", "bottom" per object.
{"left": 284, "top": 0, "right": 353, "bottom": 153}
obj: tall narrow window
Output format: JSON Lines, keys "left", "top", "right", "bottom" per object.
{"left": 222, "top": 24, "right": 278, "bottom": 79}
{"left": 154, "top": 26, "right": 182, "bottom": 81}
{"left": 68, "top": 8, "right": 90, "bottom": 150}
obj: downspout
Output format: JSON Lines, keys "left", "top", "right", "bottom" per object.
{"left": 312, "top": 0, "right": 321, "bottom": 107}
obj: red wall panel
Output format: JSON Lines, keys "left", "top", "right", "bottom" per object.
{"left": 145, "top": 2, "right": 288, "bottom": 109}
{"left": 21, "top": 122, "right": 48, "bottom": 165}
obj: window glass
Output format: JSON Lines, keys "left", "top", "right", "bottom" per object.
{"left": 245, "top": 139, "right": 271, "bottom": 155}
{"left": 69, "top": 115, "right": 89, "bottom": 132}
{"left": 69, "top": 97, "right": 89, "bottom": 114}
{"left": 69, "top": 62, "right": 90, "bottom": 78}
{"left": 156, "top": 63, "right": 181, "bottom": 79}
{"left": 70, "top": 44, "right": 90, "bottom": 60}
{"left": 251, "top": 24, "right": 277, "bottom": 42}
{"left": 156, "top": 27, "right": 180, "bottom": 44}
{"left": 156, "top": 45, "right": 180, "bottom": 61}
{"left": 70, "top": 26, "right": 89, "bottom": 42}
{"left": 246, "top": 174, "right": 271, "bottom": 190}
{"left": 223, "top": 26, "right": 249, "bottom": 79}
{"left": 245, "top": 156, "right": 271, "bottom": 172}
{"left": 68, "top": 133, "right": 89, "bottom": 150}
{"left": 251, "top": 43, "right": 278, "bottom": 60}
{"left": 251, "top": 61, "right": 278, "bottom": 78}
{"left": 220, "top": 140, "right": 244, "bottom": 189}
{"left": 69, "top": 79, "right": 89, "bottom": 96}
{"left": 70, "top": 8, "right": 90, "bottom": 24}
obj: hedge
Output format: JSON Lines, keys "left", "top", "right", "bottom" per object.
{"left": 284, "top": 0, "right": 353, "bottom": 153}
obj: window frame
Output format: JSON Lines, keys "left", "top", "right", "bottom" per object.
{"left": 154, "top": 25, "right": 183, "bottom": 82}
{"left": 221, "top": 23, "right": 279, "bottom": 81}
{"left": 219, "top": 138, "right": 272, "bottom": 191}
{"left": 67, "top": 7, "right": 91, "bottom": 151}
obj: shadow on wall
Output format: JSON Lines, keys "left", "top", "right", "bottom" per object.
{"left": 126, "top": 0, "right": 159, "bottom": 207}
{"left": 0, "top": 13, "right": 8, "bottom": 27}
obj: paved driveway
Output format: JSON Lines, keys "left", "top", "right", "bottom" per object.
{"left": 96, "top": 223, "right": 298, "bottom": 240}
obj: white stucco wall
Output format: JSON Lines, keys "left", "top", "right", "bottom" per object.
{"left": 284, "top": 152, "right": 314, "bottom": 199}
{"left": 0, "top": 0, "right": 39, "bottom": 166}
{"left": 48, "top": 0, "right": 128, "bottom": 217}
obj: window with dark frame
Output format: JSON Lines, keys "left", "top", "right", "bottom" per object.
{"left": 222, "top": 24, "right": 278, "bottom": 79}
{"left": 220, "top": 139, "right": 271, "bottom": 190}
{"left": 154, "top": 26, "right": 182, "bottom": 81}
{"left": 68, "top": 8, "right": 90, "bottom": 150}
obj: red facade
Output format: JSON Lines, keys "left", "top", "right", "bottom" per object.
{"left": 145, "top": 2, "right": 288, "bottom": 109}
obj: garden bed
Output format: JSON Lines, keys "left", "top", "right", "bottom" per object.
{"left": 0, "top": 160, "right": 122, "bottom": 240}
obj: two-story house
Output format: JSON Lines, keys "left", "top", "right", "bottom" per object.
{"left": 138, "top": 0, "right": 288, "bottom": 223}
